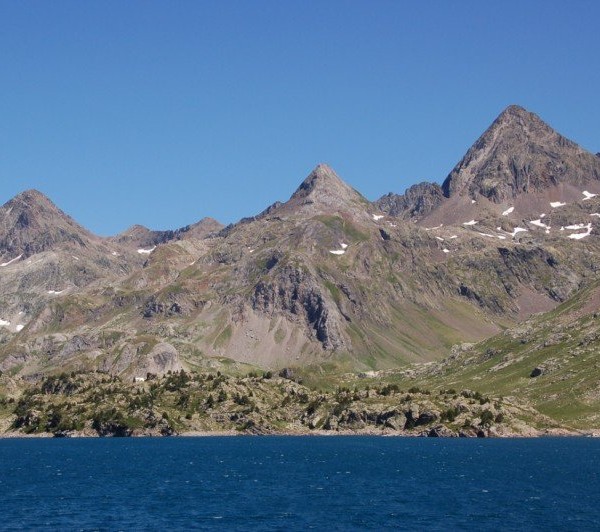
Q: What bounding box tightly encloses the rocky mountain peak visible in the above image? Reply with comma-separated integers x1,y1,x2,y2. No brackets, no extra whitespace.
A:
441,105,600,202
288,164,366,213
0,189,94,260
5,189,61,214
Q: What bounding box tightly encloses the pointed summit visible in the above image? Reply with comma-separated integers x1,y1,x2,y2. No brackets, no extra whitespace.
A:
441,105,600,202
0,189,95,260
286,164,367,214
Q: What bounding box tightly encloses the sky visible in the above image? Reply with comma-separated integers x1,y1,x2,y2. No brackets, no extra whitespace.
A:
1,1,599,235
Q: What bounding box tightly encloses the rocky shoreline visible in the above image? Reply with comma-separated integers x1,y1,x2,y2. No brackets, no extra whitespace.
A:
1,426,596,439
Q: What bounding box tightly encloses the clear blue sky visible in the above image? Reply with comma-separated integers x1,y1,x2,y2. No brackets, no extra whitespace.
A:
1,1,599,235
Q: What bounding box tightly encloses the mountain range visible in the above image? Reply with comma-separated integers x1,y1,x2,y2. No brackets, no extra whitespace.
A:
1,104,600,387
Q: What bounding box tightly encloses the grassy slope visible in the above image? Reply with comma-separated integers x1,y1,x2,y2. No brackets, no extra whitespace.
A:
377,280,600,429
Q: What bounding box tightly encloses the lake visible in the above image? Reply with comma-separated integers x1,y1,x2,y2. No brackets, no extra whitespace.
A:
1,436,599,530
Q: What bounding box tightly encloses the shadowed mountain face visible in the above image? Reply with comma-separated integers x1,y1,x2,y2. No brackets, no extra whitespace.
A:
1,105,600,380
441,105,600,202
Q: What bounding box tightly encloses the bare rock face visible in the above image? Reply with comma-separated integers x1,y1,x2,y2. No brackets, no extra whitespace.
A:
375,182,445,220
139,343,182,375
251,264,346,350
441,105,600,202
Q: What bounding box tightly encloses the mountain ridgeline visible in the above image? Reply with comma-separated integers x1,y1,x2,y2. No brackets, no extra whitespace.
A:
1,104,600,387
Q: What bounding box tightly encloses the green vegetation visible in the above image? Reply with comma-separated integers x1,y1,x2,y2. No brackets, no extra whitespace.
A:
0,369,541,437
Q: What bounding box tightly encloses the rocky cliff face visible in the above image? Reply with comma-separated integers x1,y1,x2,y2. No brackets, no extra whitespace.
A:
375,182,445,220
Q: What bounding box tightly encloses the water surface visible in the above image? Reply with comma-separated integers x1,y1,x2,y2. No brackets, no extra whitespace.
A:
1,436,598,530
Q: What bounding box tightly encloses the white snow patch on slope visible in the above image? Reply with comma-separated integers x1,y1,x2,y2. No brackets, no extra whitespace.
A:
329,249,346,255
449,235,458,239
48,290,65,295
568,223,593,240
137,246,156,254
582,190,597,200
530,219,550,230
504,227,528,237
590,213,600,217
502,207,514,216
463,220,478,226
340,243,348,249
442,248,450,253
425,224,443,231
15,324,24,332
435,236,444,241
372,214,384,221
471,199,476,204
550,201,566,208
1,254,23,267
0,319,10,327
565,224,587,230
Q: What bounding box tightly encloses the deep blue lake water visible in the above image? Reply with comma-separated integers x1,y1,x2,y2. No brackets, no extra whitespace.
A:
0,436,599,530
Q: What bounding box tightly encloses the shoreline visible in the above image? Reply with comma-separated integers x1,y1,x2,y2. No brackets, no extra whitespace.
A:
1,427,599,439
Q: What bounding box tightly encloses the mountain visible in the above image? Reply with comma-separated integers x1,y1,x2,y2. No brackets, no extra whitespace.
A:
378,105,600,225
0,189,97,261
441,105,600,202
1,105,600,387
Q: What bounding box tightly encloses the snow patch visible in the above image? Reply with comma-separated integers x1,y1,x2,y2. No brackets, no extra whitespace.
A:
340,243,348,249
0,254,23,267
505,227,528,238
550,201,566,208
568,223,593,240
48,290,65,295
590,213,600,217
471,199,476,204
435,236,444,241
137,246,156,254
462,220,478,226
329,249,346,255
502,207,514,216
425,224,443,231
111,251,119,256
15,324,24,332
565,223,587,230
372,214,384,221
0,319,10,327
442,248,450,253
582,190,597,201
449,235,458,239
477,232,495,238
530,219,551,230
